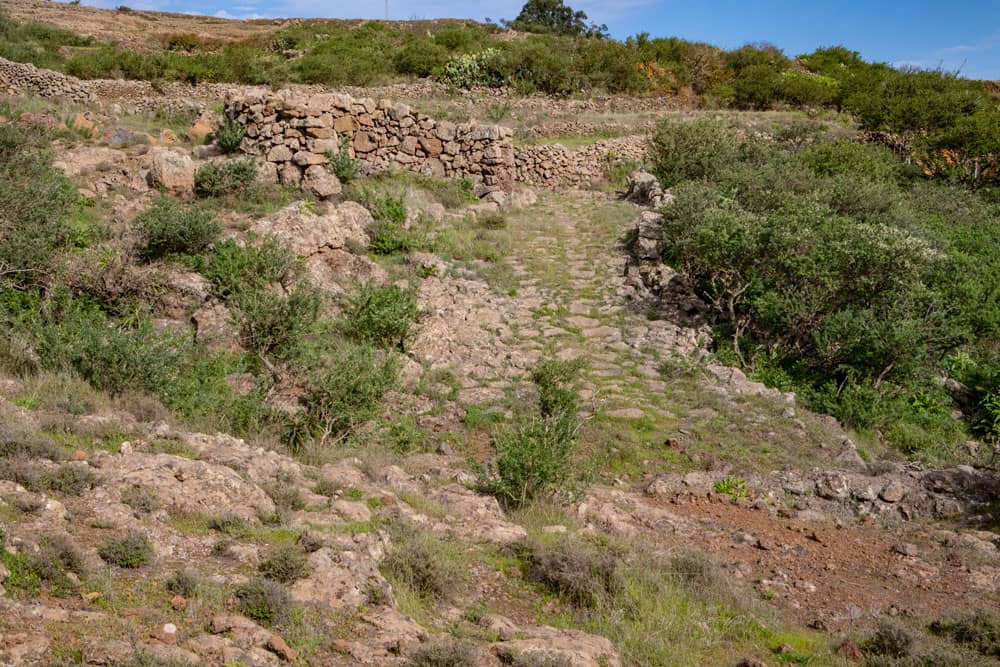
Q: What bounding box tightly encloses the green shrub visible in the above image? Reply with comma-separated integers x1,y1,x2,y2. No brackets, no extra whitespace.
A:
234,578,291,626
394,37,449,77
0,123,95,289
194,159,258,198
215,116,245,154
231,284,320,356
99,532,153,568
649,118,750,187
798,140,899,182
258,544,310,583
196,235,298,299
135,197,220,260
328,138,360,183
339,285,418,349
300,343,399,440
365,191,411,255
477,359,581,508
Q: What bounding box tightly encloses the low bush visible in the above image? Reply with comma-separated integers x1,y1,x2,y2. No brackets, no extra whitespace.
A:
406,639,480,667
234,578,291,626
165,569,199,597
135,197,220,260
206,514,249,535
380,522,465,601
121,485,161,514
258,544,310,583
41,464,101,496
99,532,153,568
520,535,623,608
931,610,1000,658
339,284,418,349
231,284,320,356
194,159,258,198
195,235,298,299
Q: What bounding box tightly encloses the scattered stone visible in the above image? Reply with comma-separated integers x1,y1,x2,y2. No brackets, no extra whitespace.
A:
893,543,918,557
266,633,297,662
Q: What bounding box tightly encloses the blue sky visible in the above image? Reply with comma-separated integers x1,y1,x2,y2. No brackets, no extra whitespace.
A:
79,0,1000,79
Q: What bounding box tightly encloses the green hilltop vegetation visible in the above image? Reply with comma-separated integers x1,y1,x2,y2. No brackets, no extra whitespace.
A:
1,2,999,161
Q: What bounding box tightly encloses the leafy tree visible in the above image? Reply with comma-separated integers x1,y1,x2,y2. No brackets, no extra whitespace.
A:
505,0,607,37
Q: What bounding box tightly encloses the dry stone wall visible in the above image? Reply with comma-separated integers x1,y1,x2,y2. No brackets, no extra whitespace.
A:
0,56,94,103
514,136,647,187
226,89,516,190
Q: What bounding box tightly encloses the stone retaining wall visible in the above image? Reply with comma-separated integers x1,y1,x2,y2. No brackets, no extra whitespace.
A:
514,137,647,187
0,57,94,103
225,89,516,190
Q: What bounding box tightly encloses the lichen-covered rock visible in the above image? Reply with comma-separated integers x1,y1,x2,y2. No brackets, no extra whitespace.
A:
102,453,276,522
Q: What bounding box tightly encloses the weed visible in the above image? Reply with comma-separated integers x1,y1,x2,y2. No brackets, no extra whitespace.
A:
477,359,582,508
520,535,623,608
328,138,359,183
712,476,749,499
41,464,101,496
381,522,466,602
121,485,161,514
406,639,480,666
931,610,1000,658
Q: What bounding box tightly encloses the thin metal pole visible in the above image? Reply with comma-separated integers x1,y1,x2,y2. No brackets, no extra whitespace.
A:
385,0,389,19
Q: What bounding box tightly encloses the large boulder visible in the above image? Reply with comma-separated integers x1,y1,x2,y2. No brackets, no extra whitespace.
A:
102,453,277,522
148,148,195,196
303,165,342,199
250,201,371,257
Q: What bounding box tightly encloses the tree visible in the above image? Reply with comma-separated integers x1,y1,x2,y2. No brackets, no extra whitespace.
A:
505,0,607,38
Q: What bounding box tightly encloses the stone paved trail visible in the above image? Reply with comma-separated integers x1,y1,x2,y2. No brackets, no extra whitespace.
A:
500,190,709,420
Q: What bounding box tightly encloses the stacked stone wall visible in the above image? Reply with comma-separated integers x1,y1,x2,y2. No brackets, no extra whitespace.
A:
514,137,647,187
0,57,94,103
226,90,516,190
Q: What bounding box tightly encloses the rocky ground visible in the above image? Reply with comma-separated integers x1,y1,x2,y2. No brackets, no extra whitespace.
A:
0,66,998,667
